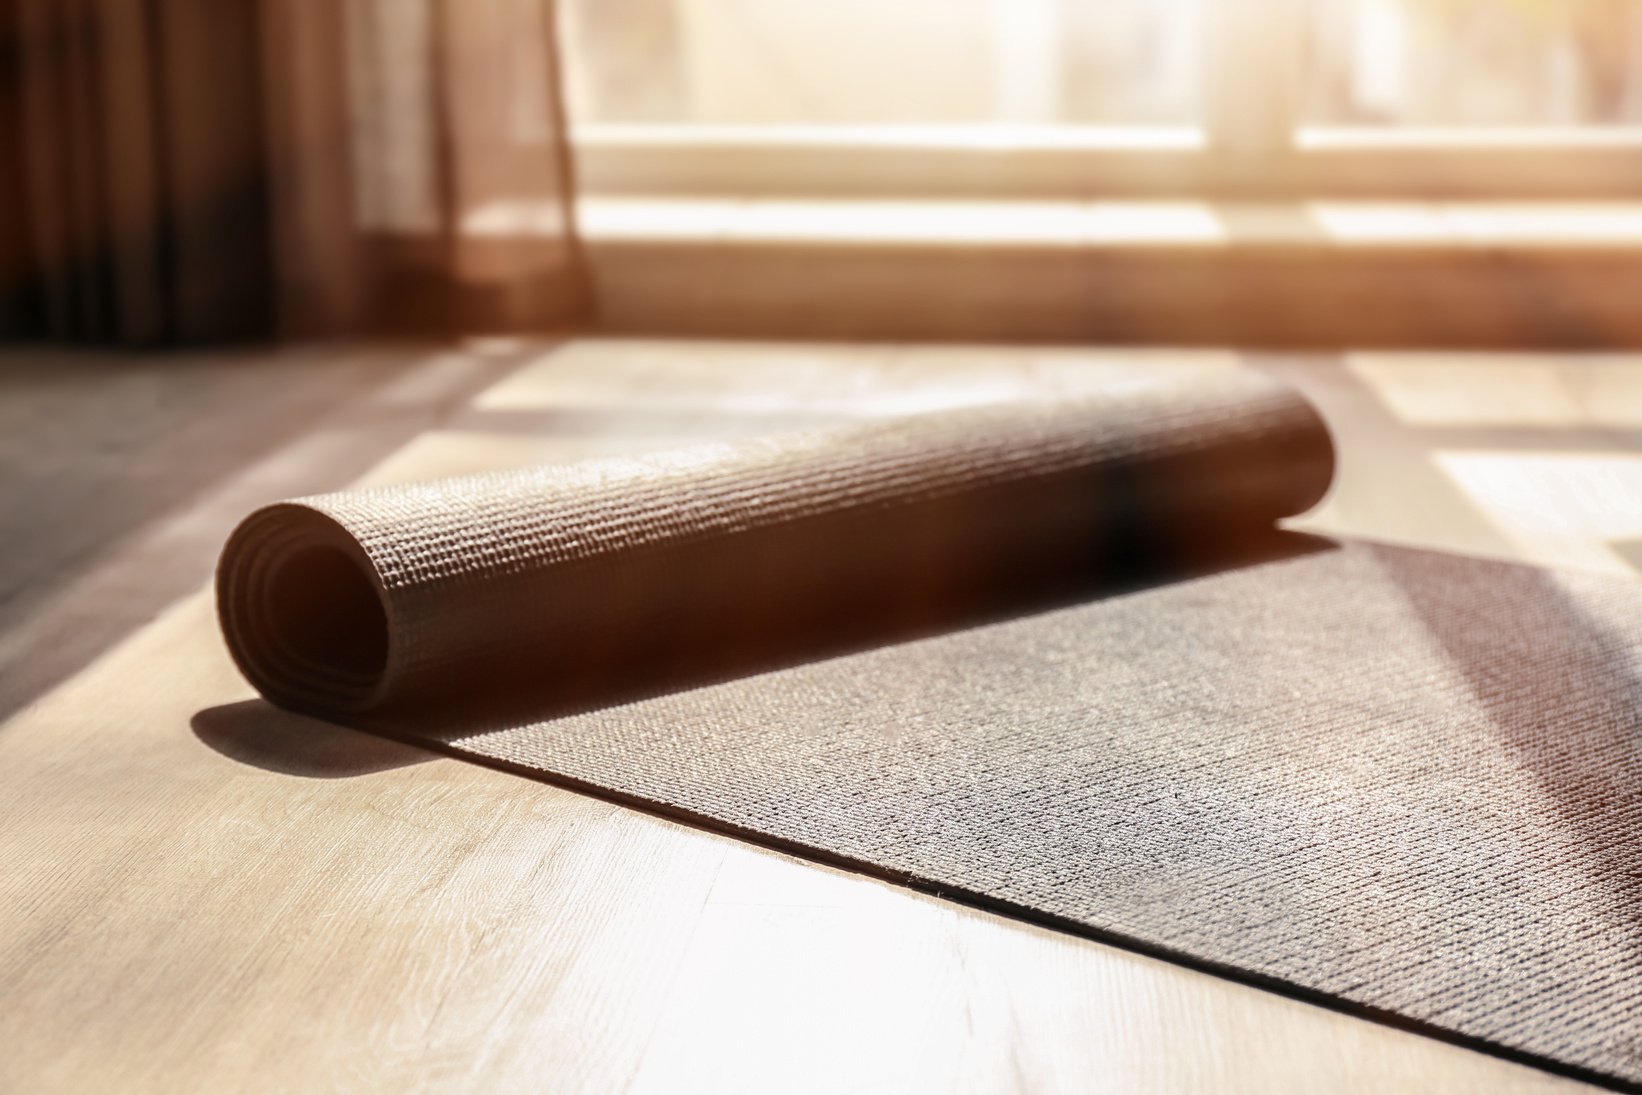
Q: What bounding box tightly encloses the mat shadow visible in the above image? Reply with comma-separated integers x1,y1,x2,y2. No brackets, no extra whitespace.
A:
1376,547,1642,950
193,699,434,777
394,527,1339,742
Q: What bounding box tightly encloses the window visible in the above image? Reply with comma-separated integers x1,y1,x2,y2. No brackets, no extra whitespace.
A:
563,0,1202,129
561,0,1642,197
1303,0,1642,129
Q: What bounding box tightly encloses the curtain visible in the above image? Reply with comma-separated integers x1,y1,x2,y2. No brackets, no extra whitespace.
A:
0,0,588,345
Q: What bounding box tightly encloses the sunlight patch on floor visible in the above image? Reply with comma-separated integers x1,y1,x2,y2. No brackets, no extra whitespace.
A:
1346,353,1642,428
1435,450,1642,575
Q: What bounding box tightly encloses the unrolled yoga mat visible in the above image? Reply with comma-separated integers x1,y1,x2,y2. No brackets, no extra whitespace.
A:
217,371,1642,1089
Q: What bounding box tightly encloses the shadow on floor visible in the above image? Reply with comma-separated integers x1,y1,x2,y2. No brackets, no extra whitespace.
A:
192,700,434,778
0,342,545,727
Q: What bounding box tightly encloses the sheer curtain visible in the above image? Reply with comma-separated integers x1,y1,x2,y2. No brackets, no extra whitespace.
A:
0,0,587,345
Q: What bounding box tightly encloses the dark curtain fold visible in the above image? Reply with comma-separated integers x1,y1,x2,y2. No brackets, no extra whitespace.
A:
0,0,30,336
0,0,588,345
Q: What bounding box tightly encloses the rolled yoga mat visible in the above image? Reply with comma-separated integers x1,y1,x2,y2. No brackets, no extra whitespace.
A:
217,370,1642,1090
219,371,1332,719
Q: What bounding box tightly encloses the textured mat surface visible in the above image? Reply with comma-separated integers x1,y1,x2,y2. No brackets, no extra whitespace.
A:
217,373,1642,1089
441,541,1642,1090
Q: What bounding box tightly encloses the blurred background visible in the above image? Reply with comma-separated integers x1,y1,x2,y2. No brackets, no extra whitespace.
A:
563,0,1642,130
10,0,1642,347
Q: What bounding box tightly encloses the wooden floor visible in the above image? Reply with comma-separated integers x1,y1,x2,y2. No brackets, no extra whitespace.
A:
2,338,1640,1093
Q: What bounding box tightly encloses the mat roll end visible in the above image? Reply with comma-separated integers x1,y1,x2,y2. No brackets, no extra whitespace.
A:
216,503,394,717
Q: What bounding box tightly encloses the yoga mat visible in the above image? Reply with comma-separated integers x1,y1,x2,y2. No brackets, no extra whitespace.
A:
217,372,1642,1089
219,371,1331,718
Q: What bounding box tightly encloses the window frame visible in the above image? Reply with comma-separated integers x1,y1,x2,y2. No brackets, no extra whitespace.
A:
570,0,1642,200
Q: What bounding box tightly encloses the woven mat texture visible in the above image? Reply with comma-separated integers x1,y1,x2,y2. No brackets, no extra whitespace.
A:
444,541,1642,1088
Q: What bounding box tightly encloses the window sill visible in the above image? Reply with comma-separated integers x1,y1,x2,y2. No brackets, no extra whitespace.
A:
571,125,1642,200
561,197,1642,347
